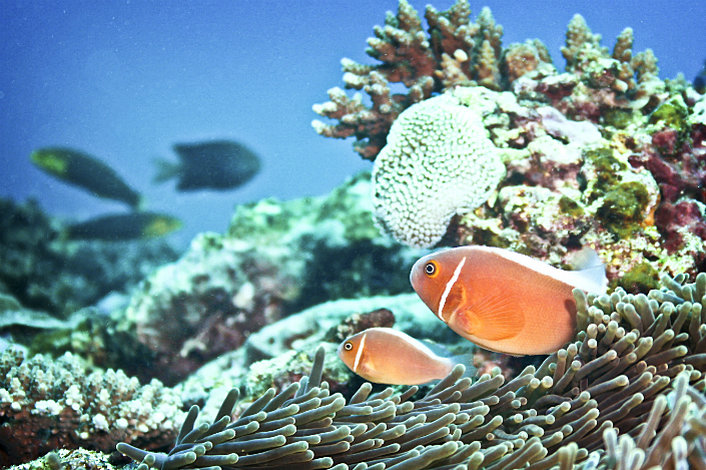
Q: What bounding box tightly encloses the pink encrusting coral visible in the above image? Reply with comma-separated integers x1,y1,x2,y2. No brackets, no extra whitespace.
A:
314,0,706,289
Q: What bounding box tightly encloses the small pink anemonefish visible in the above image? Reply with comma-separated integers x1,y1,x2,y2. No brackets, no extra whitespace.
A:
410,246,607,356
337,327,458,385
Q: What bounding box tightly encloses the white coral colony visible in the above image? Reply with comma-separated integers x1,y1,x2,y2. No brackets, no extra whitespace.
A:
371,90,505,248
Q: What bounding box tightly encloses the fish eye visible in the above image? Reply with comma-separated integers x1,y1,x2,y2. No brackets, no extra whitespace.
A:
344,342,353,351
424,261,438,277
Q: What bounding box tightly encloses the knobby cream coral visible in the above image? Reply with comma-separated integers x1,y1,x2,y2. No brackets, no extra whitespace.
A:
371,91,505,248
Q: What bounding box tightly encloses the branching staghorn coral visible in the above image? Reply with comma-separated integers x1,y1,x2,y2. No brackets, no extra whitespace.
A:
314,1,702,280
117,272,706,469
312,0,509,160
313,1,661,161
558,13,662,113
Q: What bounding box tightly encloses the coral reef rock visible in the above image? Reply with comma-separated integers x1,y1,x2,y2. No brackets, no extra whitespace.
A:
314,0,706,284
0,348,183,466
175,293,465,419
312,0,513,160
0,197,177,318
112,173,423,385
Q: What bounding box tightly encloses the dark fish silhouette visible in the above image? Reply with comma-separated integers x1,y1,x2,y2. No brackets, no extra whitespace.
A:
695,60,706,94
67,212,182,240
154,140,261,191
30,147,142,209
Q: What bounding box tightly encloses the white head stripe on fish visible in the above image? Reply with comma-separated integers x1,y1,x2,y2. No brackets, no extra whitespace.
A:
352,332,367,373
437,256,467,320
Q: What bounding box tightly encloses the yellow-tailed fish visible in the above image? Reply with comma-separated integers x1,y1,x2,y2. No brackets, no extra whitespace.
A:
410,246,607,356
67,212,182,241
338,327,462,385
30,147,142,209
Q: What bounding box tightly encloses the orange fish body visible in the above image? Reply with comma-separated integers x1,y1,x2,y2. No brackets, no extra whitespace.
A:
410,246,607,356
337,327,454,385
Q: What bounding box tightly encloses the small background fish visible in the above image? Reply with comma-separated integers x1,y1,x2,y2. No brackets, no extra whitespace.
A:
30,147,142,209
67,212,182,241
410,246,607,356
153,140,261,191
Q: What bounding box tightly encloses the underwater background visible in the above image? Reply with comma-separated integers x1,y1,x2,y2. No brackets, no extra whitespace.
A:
1,1,706,469
1,0,704,246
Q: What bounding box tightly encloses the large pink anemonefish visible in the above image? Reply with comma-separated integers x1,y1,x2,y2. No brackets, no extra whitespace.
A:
410,246,607,356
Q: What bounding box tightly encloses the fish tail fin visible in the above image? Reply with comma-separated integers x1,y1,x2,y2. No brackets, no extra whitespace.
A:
569,247,608,294
448,351,478,380
124,191,145,211
152,158,180,184
133,194,147,211
421,340,478,382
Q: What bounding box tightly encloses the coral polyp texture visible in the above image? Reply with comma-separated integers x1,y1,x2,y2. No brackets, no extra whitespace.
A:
0,349,183,466
5,2,706,469
311,0,662,161
314,0,706,279
371,91,505,247
116,272,706,469
104,173,420,386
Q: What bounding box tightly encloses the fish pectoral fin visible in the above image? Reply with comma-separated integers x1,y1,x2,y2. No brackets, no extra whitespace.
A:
467,292,523,341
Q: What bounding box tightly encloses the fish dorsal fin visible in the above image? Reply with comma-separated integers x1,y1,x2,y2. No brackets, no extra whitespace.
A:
173,143,200,163
152,158,180,184
565,248,608,294
419,338,451,359
462,286,524,341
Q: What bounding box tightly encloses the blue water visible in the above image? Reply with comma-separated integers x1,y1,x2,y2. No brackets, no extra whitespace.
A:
1,0,703,247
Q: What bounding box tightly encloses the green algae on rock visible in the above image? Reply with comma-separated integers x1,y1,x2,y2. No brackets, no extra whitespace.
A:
313,0,706,287
595,181,652,237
